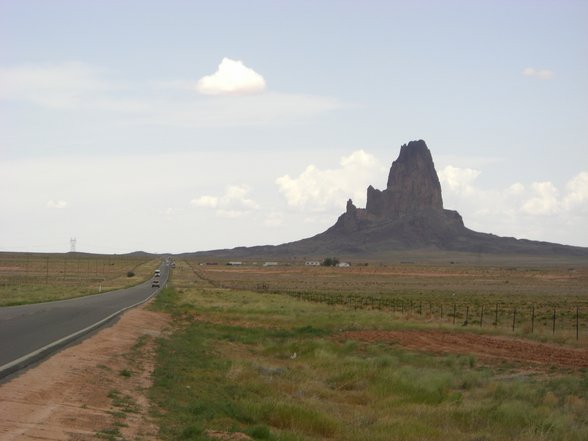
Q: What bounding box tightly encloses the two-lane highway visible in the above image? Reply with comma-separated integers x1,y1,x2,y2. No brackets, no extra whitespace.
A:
0,264,169,379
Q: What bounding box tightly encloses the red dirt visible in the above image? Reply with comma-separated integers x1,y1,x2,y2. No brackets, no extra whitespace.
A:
338,329,588,369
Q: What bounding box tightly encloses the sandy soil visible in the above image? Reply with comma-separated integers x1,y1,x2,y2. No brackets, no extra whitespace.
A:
338,329,588,369
0,303,170,441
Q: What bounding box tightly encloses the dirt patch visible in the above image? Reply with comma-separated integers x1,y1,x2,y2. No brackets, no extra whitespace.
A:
338,329,588,369
205,430,252,440
0,303,170,440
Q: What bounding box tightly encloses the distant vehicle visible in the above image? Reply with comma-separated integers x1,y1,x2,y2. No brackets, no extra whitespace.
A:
152,279,160,288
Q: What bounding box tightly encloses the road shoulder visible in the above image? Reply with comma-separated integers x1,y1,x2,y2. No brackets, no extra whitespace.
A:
0,303,169,440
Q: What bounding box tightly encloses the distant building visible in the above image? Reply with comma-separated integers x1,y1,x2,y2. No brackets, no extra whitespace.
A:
305,261,321,266
263,262,278,267
227,261,242,266
337,262,351,267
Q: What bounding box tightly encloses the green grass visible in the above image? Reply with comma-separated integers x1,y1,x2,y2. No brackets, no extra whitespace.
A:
119,368,132,378
0,252,159,305
190,261,588,345
147,261,588,441
107,389,141,414
95,427,123,440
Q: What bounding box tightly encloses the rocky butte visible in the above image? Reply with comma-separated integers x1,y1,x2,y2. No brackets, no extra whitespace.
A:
328,139,465,246
186,140,588,259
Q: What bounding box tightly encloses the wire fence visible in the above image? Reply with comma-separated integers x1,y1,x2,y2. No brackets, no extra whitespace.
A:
0,254,149,286
188,265,588,341
281,291,586,340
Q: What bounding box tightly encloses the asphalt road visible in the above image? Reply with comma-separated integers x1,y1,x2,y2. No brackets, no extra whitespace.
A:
0,264,169,379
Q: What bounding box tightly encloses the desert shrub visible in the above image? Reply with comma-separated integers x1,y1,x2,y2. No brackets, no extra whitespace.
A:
321,257,339,267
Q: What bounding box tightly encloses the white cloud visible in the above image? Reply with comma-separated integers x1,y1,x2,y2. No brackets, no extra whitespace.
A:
0,62,149,112
438,165,480,195
340,149,379,169
439,165,588,245
563,172,588,212
3,151,588,253
276,150,385,212
507,182,525,195
0,62,341,128
196,58,266,96
47,200,68,209
0,62,107,109
142,92,343,128
215,209,245,219
1,152,285,253
191,184,259,218
521,181,559,215
191,195,219,208
522,67,554,80
224,185,259,208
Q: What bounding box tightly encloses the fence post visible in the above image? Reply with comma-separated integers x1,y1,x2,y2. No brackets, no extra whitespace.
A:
512,307,517,332
576,307,579,340
552,307,556,334
480,305,484,328
453,304,456,325
465,306,469,326
531,305,535,334
495,304,499,327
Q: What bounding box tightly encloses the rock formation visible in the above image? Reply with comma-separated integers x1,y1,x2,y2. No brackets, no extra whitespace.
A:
324,139,467,249
371,139,443,215
186,140,588,259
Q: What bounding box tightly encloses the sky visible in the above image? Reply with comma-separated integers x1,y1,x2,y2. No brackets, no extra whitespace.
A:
1,0,587,254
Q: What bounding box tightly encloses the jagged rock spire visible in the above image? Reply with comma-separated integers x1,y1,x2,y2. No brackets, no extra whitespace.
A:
367,140,443,218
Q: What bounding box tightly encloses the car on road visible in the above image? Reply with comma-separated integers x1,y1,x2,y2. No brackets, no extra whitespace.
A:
152,279,160,288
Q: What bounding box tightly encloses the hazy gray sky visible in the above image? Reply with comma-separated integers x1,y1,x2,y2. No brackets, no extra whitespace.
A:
1,1,587,254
